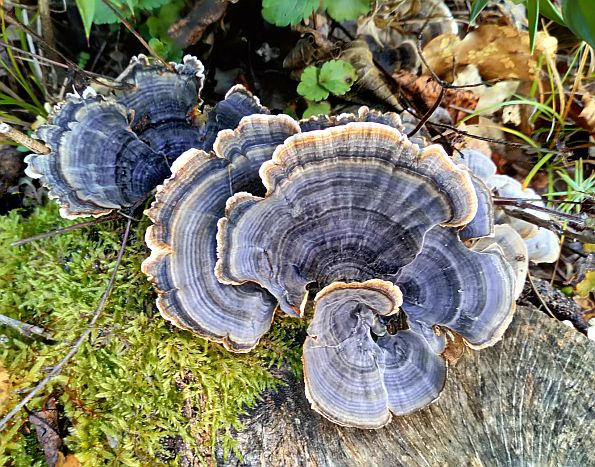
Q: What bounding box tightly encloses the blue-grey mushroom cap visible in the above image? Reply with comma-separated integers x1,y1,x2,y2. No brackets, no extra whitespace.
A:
303,280,446,428
25,93,169,219
109,54,205,160
395,226,516,349
142,114,300,351
216,122,478,316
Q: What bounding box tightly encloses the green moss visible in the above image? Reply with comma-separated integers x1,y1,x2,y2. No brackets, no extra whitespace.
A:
0,203,305,465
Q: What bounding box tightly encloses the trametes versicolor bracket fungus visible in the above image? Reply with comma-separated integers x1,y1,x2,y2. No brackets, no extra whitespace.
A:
211,120,521,427
455,148,561,264
24,54,268,219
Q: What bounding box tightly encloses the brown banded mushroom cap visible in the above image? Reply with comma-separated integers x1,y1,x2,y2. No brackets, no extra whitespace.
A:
142,114,300,351
215,122,478,316
303,280,446,429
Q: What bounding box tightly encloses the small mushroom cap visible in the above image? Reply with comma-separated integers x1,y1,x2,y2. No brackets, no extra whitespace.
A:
110,54,205,160
216,123,478,316
303,280,446,428
196,84,269,151
395,226,517,349
473,224,529,299
299,106,405,133
142,114,300,351
454,148,497,181
25,95,168,219
524,227,561,264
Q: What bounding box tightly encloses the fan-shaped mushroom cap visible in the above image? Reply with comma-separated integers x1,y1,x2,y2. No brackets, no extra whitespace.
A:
108,54,205,160
459,174,494,241
142,114,300,351
303,280,446,428
524,227,561,264
196,84,269,151
454,148,497,180
25,94,168,219
299,106,404,133
395,227,516,349
216,123,478,316
26,55,270,219
473,224,528,299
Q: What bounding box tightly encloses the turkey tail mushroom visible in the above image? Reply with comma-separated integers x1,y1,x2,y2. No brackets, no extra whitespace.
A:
142,114,300,352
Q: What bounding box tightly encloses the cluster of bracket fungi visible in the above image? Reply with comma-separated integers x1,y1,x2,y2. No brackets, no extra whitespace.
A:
26,55,559,429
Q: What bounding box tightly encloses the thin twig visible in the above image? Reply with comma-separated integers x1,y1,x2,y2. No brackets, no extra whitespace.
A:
0,217,132,432
502,208,595,244
407,84,446,137
0,122,50,154
100,0,172,70
493,197,589,222
11,213,119,247
527,273,557,319
0,314,53,340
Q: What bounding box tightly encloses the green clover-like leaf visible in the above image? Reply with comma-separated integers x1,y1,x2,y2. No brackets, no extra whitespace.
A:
303,100,331,119
318,59,357,97
262,0,319,27
297,65,329,101
324,0,370,21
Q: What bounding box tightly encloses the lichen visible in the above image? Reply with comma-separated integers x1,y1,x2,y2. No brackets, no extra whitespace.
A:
0,202,305,465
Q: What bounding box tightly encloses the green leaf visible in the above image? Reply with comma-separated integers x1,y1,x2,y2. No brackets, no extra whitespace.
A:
562,0,595,50
93,0,136,25
539,0,564,25
318,59,357,96
303,100,331,119
75,0,96,38
526,0,539,53
297,65,329,101
262,0,319,26
324,0,370,21
469,0,490,23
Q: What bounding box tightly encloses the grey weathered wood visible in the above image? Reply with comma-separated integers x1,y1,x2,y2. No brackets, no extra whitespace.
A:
220,306,594,466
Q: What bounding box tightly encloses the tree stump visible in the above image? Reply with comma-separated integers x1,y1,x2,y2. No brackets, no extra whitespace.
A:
219,306,594,466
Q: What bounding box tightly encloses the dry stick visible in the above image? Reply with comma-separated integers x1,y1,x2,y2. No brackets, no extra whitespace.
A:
11,213,120,247
527,273,557,320
493,197,589,222
0,217,132,432
502,208,595,244
407,84,446,137
0,314,53,340
0,122,50,154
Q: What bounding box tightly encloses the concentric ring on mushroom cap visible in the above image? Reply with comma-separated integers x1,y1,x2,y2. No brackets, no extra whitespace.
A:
142,114,300,352
395,226,517,349
303,280,446,429
25,94,169,219
108,54,205,160
215,122,478,316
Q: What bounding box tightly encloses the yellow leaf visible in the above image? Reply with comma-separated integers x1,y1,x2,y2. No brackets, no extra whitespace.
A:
576,271,595,297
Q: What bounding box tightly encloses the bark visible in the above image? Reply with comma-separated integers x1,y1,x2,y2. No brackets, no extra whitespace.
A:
219,305,594,466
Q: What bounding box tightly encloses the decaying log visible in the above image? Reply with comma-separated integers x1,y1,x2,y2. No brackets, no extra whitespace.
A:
219,305,594,466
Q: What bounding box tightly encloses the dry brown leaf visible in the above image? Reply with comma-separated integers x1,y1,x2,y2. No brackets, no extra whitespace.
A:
29,395,62,467
392,70,479,122
578,93,595,133
423,26,557,81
